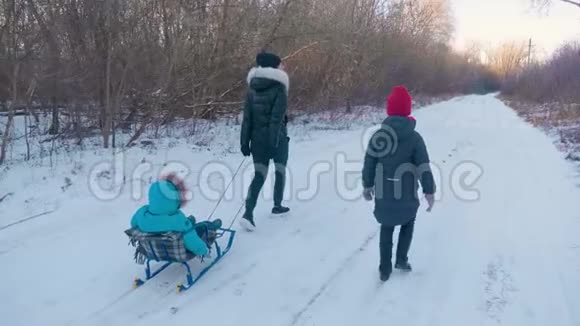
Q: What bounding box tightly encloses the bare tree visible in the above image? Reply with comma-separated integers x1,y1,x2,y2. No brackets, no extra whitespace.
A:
0,0,498,163
532,0,580,10
531,0,580,12
488,41,529,79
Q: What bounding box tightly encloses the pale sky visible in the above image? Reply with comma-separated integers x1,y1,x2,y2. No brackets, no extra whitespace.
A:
452,0,580,57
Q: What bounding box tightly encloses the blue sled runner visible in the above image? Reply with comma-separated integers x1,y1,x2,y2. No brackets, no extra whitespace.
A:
125,227,236,293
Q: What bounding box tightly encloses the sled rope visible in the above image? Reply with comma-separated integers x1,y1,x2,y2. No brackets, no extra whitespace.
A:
207,158,247,221
226,201,246,230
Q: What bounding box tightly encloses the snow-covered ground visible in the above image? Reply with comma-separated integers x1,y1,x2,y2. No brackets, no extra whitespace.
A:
502,98,580,163
2,94,580,326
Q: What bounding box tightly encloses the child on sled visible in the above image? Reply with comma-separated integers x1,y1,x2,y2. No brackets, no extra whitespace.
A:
130,173,222,257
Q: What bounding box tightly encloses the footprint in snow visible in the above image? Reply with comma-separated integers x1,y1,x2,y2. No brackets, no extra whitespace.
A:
483,256,517,322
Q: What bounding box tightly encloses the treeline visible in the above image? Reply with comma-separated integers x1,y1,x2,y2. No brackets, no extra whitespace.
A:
502,42,580,103
0,0,497,161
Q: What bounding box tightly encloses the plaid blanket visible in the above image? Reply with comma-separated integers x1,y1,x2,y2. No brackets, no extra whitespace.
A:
125,228,195,264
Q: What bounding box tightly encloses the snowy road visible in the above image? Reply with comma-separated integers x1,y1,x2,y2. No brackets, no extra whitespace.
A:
2,94,580,326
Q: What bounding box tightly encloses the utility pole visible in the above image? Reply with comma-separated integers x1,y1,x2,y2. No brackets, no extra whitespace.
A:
528,38,533,66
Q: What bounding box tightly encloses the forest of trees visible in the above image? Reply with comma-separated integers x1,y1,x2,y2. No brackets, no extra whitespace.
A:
0,0,502,164
500,0,580,103
502,42,580,103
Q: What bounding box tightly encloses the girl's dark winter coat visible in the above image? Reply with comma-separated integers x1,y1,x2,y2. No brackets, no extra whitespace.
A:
362,116,436,226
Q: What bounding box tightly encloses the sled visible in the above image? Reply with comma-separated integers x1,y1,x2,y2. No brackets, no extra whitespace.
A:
125,227,236,293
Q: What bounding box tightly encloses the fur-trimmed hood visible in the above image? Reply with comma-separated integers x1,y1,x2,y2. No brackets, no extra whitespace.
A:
246,67,289,92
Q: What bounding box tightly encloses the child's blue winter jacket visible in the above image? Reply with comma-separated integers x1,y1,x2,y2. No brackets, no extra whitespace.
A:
130,180,208,256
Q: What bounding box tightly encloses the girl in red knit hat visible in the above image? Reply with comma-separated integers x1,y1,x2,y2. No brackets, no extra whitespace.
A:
362,85,436,282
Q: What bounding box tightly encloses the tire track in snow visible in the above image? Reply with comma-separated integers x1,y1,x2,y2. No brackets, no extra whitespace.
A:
86,261,260,324
0,209,57,232
165,261,260,317
288,230,378,326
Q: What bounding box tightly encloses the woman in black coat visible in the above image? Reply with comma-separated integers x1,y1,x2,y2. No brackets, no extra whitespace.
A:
240,52,290,231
